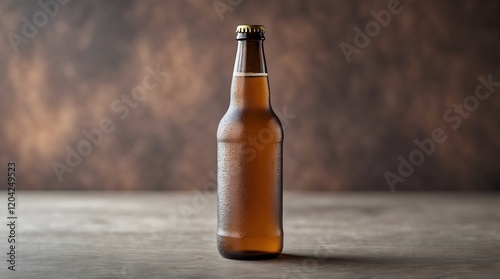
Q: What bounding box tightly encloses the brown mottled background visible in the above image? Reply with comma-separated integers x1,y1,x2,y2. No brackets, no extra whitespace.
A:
0,0,499,191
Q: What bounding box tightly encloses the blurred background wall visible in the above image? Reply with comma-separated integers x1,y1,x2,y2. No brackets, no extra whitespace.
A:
0,0,499,191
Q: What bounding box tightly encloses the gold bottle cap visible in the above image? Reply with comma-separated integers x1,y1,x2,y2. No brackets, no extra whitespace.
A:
236,25,265,33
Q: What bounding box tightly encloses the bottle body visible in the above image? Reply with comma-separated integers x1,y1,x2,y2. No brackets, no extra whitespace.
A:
217,25,283,260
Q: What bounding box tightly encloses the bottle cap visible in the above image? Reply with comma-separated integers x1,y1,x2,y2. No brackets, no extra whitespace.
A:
236,25,266,33
236,25,265,40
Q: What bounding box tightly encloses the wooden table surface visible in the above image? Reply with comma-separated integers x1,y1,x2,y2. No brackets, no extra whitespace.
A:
0,192,499,279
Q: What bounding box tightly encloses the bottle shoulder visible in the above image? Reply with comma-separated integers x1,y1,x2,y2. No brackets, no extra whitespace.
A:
217,108,283,142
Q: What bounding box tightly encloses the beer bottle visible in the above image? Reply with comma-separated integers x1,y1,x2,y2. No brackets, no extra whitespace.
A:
217,25,283,260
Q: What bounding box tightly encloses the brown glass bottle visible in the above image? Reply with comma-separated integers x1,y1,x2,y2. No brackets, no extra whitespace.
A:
217,25,283,260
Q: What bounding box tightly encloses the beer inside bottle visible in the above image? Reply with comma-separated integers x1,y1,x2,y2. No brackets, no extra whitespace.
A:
217,25,283,260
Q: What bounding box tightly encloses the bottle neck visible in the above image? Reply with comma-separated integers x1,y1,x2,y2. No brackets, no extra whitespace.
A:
233,39,267,74
231,39,270,110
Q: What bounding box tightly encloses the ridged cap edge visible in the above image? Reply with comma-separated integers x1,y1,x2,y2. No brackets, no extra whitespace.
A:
236,25,265,33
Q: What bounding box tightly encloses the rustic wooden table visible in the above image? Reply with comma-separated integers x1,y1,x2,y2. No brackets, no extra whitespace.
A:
0,192,499,279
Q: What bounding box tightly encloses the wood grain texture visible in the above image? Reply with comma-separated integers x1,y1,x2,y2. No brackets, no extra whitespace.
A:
0,192,499,279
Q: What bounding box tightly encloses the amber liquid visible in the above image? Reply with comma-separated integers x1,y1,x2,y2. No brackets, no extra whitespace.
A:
217,75,283,260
